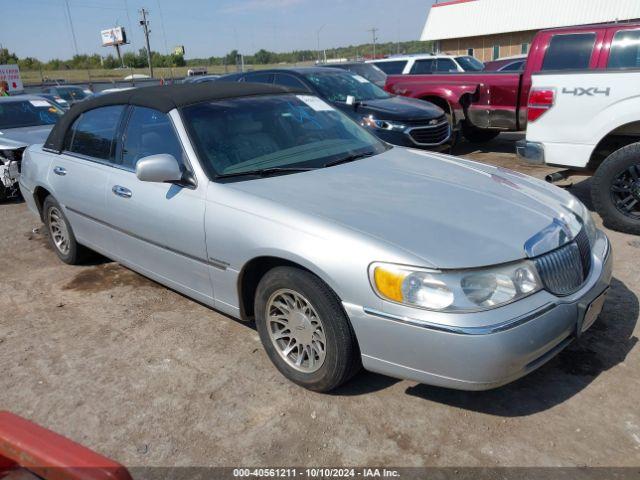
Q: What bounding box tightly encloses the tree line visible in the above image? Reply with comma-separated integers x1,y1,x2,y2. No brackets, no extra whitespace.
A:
1,39,434,71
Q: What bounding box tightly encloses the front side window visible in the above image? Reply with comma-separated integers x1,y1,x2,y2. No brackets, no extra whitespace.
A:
302,71,390,103
434,58,458,72
410,59,435,74
121,107,185,170
542,33,596,70
455,56,484,71
66,105,125,161
608,29,640,69
0,99,63,129
181,94,388,179
372,60,407,75
57,87,89,102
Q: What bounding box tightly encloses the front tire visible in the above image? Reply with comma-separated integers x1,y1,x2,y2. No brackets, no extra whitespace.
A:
43,195,88,264
591,143,640,235
254,267,361,392
461,122,500,143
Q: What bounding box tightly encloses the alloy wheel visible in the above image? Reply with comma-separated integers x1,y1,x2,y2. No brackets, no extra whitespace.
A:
48,206,70,255
266,289,327,373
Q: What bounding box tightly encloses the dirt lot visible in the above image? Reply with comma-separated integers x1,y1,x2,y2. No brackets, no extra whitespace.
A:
1,134,639,468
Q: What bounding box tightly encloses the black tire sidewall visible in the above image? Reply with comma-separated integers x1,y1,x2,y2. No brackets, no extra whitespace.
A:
43,196,81,264
591,143,640,235
254,267,359,392
461,121,500,143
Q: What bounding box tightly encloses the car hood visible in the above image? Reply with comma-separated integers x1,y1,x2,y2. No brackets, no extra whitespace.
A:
228,148,580,269
354,95,443,122
0,125,54,149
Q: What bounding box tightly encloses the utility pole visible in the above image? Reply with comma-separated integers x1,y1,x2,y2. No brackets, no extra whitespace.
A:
316,24,326,63
368,27,379,59
139,8,153,78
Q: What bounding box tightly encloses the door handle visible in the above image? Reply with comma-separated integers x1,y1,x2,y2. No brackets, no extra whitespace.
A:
112,185,132,199
53,166,67,176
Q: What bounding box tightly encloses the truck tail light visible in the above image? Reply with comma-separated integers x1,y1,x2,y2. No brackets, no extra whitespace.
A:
527,88,555,122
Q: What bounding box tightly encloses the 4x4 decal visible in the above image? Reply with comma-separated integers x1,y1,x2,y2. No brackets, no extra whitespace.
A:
562,87,610,97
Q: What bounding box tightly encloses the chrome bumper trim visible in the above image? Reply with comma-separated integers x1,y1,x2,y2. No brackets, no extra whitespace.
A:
361,303,557,335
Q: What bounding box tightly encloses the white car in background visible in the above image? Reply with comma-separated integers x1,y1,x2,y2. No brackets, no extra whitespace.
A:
367,54,484,75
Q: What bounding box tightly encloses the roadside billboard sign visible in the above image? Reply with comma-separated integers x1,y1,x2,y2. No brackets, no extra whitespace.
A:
101,27,127,47
0,64,23,93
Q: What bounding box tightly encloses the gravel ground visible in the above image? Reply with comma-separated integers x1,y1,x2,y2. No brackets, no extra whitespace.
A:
1,134,639,469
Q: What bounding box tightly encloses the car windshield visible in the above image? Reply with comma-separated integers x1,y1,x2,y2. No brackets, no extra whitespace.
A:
0,99,63,129
455,56,485,71
181,94,388,179
57,87,88,101
302,70,390,103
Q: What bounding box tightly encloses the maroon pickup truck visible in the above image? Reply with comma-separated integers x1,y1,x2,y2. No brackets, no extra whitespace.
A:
385,21,640,143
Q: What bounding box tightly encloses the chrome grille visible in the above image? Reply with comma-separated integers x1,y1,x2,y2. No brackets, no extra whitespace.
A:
534,229,592,296
407,121,450,146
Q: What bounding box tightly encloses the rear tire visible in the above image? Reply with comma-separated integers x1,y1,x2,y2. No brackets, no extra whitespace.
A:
43,195,89,264
254,266,361,392
461,122,500,143
591,143,640,235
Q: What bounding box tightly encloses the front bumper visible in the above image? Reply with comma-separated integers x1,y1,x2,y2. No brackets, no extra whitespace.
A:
344,231,612,390
516,139,545,165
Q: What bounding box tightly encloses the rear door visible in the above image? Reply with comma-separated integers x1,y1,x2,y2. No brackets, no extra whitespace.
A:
103,106,212,302
47,105,126,254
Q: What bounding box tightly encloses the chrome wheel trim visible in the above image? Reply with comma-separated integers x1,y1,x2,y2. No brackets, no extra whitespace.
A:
48,206,70,255
266,288,326,373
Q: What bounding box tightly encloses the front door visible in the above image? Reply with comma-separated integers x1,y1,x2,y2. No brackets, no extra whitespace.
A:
102,106,212,303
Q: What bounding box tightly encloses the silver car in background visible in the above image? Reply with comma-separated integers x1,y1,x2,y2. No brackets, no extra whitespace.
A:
0,95,64,200
19,83,612,392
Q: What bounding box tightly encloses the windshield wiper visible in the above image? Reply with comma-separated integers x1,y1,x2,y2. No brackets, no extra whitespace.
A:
215,166,316,180
323,151,375,168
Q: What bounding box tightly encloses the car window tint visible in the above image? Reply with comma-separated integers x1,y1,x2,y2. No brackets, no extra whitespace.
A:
410,59,435,74
542,33,596,70
274,74,307,90
67,105,125,161
434,58,457,72
121,107,185,170
373,60,407,75
244,72,273,84
608,29,640,69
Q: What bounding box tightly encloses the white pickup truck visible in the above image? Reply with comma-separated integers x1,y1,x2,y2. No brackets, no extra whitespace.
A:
517,70,640,235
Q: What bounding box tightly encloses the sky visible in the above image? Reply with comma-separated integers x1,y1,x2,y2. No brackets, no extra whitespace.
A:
0,0,435,61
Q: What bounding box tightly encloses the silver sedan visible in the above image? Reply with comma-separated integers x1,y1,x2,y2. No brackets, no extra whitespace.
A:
19,83,612,392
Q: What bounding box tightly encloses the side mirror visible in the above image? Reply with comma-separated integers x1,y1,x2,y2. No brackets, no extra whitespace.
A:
135,154,183,183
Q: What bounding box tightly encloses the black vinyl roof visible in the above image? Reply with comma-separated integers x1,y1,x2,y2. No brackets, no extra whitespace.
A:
44,82,300,153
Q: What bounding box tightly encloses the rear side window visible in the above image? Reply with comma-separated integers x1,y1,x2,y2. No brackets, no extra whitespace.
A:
608,29,640,69
373,60,407,75
66,105,125,161
120,107,185,171
501,60,525,71
244,72,274,84
410,59,435,74
542,33,596,70
273,74,307,90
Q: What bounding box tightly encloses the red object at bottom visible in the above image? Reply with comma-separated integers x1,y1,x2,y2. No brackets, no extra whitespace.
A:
0,412,132,480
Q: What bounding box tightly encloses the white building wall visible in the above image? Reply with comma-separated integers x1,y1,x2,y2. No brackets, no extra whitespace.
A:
421,0,640,41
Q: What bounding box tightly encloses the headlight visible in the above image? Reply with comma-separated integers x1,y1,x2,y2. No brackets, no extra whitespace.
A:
361,115,406,131
370,261,542,312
